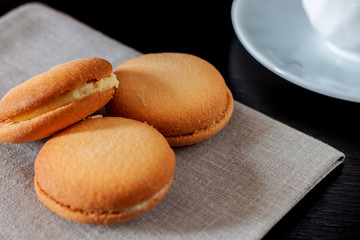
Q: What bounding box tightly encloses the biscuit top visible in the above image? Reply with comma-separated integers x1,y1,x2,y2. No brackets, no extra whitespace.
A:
107,53,231,137
0,58,112,121
35,117,175,212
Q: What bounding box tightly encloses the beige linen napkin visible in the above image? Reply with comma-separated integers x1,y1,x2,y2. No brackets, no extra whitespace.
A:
0,3,344,240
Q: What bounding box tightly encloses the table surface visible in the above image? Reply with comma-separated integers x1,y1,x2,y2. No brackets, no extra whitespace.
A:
1,1,360,239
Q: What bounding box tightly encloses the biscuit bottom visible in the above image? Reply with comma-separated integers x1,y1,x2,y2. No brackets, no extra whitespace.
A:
166,89,234,146
9,73,118,123
34,177,172,225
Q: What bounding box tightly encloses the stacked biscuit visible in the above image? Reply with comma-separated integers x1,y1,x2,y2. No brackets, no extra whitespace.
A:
0,53,234,225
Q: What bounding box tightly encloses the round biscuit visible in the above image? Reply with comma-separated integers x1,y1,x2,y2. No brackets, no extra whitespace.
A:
107,53,234,146
34,117,175,225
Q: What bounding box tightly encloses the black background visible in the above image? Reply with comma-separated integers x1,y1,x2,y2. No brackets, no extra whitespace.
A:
1,1,360,239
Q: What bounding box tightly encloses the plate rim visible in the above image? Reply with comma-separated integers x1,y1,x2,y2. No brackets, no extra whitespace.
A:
231,0,360,103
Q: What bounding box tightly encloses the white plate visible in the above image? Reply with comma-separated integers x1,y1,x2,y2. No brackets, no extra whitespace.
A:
231,0,360,103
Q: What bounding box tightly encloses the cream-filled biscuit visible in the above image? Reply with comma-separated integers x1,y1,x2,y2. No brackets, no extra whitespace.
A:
0,58,118,143
34,117,175,225
107,53,234,146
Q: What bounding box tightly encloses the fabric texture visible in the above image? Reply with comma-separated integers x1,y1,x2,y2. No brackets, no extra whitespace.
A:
0,3,344,240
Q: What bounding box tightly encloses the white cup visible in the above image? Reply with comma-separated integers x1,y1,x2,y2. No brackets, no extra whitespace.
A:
302,0,360,60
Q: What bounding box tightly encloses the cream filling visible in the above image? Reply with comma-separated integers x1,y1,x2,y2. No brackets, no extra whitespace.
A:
119,184,170,214
10,73,119,123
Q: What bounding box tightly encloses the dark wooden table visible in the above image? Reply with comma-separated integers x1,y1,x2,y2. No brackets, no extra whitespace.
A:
2,1,360,239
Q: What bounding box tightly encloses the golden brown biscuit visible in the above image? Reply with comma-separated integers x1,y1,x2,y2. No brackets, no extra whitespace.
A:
0,58,118,143
34,117,175,225
107,53,234,146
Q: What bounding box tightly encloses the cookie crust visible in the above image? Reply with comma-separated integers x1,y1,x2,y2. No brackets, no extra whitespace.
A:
34,117,175,225
0,58,115,143
107,53,234,146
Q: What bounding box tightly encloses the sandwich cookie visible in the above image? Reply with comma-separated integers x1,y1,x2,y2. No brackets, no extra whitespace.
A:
34,117,175,225
107,53,234,146
0,58,118,143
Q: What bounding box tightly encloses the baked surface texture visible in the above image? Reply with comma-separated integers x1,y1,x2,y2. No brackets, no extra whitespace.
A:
34,117,175,225
0,58,114,143
107,53,234,146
